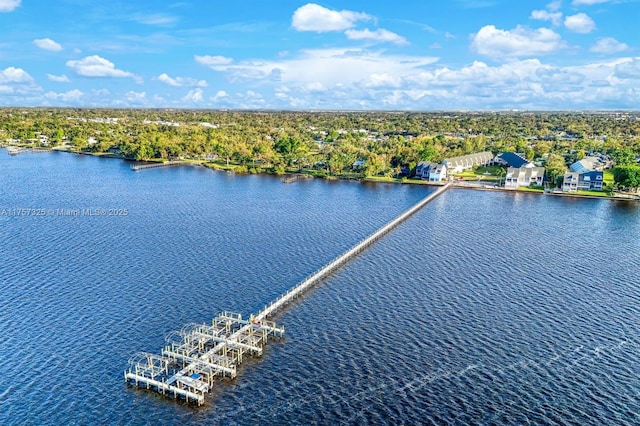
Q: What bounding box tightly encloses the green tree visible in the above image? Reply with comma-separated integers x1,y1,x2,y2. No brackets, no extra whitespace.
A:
545,154,567,187
613,165,640,192
612,148,636,166
72,137,87,151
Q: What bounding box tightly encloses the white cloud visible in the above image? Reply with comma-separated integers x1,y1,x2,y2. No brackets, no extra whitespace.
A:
194,55,234,69
0,67,34,84
210,90,229,103
157,73,207,87
291,3,370,32
590,37,630,54
572,0,611,5
0,67,42,100
302,82,327,92
0,0,20,12
345,28,409,45
531,10,563,26
182,88,204,103
66,55,135,78
564,13,596,33
614,58,640,79
125,91,147,104
47,74,70,82
471,25,566,59
46,89,84,102
33,38,63,52
547,1,562,11
199,48,439,87
360,73,403,89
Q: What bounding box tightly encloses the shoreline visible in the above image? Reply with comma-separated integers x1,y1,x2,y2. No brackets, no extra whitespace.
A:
3,145,638,202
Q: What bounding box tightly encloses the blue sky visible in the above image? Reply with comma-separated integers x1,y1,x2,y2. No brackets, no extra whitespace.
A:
0,0,638,110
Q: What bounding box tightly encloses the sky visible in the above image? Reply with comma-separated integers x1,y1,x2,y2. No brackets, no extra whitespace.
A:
0,0,639,110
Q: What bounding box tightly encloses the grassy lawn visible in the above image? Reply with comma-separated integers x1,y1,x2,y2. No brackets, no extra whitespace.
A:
573,190,610,197
453,166,504,182
476,166,505,175
454,170,477,178
363,176,402,183
603,170,614,187
517,186,544,193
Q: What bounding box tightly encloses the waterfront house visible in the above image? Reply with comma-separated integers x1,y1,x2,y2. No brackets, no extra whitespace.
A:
493,152,532,168
569,154,612,172
562,170,604,192
442,151,493,174
416,162,447,182
504,167,545,188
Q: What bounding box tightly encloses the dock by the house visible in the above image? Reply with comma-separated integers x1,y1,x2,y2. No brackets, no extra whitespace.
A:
130,161,183,171
5,147,51,155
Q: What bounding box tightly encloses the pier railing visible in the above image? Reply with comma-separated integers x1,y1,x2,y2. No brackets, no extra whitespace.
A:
255,182,451,321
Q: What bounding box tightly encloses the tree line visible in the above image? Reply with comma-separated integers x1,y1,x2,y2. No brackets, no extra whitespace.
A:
2,108,640,188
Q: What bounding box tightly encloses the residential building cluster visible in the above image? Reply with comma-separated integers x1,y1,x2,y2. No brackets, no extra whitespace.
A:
415,150,612,192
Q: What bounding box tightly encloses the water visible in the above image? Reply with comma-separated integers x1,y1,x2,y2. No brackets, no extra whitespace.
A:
1,150,639,425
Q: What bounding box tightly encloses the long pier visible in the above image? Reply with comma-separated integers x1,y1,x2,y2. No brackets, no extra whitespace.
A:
125,182,451,405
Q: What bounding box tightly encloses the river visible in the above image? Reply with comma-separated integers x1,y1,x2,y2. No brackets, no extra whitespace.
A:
1,150,639,425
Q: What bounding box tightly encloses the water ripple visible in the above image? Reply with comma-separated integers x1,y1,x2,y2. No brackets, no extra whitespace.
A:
1,153,640,425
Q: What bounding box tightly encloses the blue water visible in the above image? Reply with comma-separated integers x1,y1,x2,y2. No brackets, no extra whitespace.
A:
1,150,639,425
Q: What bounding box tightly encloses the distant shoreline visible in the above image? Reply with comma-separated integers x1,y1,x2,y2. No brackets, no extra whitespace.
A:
2,146,638,202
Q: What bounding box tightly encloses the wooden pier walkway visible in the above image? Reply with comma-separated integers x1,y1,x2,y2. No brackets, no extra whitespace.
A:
125,182,451,405
255,182,452,321
281,173,311,184
5,147,51,155
130,161,183,171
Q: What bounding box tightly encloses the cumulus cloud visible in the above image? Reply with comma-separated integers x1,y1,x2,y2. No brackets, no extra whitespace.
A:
0,66,34,84
301,82,327,92
471,25,566,59
590,37,630,54
614,58,640,79
46,89,84,102
125,91,147,104
291,3,370,32
157,73,207,87
33,38,63,52
564,13,596,33
66,55,134,78
47,74,70,82
0,0,20,12
0,66,42,100
339,58,639,110
211,90,229,102
194,55,234,69
182,88,204,103
530,10,563,26
345,29,409,45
